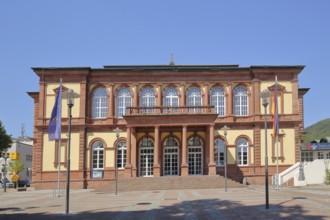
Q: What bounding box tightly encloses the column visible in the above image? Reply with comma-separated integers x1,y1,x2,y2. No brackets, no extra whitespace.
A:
208,124,216,175
131,128,137,177
227,82,233,117
153,126,161,176
204,82,209,106
180,82,185,107
156,83,162,114
79,80,87,119
108,83,114,117
125,127,132,169
133,83,138,107
181,125,188,176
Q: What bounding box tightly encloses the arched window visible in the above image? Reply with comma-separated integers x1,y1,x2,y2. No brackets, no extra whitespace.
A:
164,87,179,107
214,138,225,166
210,87,225,116
234,87,248,116
140,87,155,113
92,88,108,118
117,140,126,169
187,87,202,113
117,88,132,117
91,141,104,178
237,138,248,166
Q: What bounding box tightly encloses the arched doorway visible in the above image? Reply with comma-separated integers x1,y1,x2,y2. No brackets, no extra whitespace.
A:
139,136,154,177
163,136,180,176
188,136,203,175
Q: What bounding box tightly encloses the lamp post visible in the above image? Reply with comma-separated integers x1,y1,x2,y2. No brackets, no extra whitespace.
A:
2,152,8,192
115,127,120,195
65,89,74,214
261,89,271,209
296,130,306,181
221,125,230,192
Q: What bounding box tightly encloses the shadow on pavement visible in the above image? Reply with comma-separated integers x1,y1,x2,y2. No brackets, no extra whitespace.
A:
0,197,326,220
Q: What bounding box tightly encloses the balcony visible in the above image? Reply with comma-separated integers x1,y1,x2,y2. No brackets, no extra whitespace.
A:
123,106,218,126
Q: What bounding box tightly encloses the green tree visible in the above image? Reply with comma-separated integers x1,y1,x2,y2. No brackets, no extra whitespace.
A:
0,120,12,155
8,160,24,176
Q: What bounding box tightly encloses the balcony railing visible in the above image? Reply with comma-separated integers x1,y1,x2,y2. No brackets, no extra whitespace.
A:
125,106,216,116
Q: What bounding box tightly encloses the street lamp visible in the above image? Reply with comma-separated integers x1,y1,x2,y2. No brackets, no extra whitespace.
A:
221,125,230,192
115,127,120,195
1,152,8,192
260,89,271,209
296,130,306,181
65,89,74,214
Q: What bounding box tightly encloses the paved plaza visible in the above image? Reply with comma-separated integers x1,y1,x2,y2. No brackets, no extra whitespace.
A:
1,185,330,219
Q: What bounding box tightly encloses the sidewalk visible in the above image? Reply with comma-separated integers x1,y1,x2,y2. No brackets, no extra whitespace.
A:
1,185,330,219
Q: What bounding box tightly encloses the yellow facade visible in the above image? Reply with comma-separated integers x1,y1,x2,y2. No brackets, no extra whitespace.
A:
46,83,81,118
42,133,80,171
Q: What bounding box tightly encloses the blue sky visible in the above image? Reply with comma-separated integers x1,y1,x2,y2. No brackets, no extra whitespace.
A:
0,1,329,137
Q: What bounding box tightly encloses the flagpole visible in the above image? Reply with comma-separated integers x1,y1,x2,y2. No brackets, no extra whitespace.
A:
57,78,62,196
275,76,279,190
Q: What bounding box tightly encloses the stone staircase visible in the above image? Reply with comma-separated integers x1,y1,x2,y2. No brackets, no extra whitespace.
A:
96,175,245,192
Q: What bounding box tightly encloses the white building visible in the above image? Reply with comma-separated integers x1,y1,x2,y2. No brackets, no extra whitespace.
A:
0,137,33,182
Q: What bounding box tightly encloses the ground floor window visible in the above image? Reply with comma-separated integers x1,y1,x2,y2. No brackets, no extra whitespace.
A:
117,140,127,169
237,138,248,166
91,141,104,178
214,138,225,166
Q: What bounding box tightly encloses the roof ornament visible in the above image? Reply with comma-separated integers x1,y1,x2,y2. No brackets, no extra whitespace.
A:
169,54,175,66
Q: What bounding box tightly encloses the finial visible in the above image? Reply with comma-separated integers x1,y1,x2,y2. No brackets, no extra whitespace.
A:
169,54,175,65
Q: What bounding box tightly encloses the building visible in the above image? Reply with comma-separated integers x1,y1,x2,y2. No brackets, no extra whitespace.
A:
0,137,33,183
28,63,308,189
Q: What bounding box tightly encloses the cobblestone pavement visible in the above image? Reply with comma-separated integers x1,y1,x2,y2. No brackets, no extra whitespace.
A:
0,185,330,219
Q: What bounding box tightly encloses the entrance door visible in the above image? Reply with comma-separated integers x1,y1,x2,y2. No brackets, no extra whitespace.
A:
188,146,203,175
139,137,154,177
164,147,179,176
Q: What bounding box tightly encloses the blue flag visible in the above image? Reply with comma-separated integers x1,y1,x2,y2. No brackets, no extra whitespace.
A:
48,79,62,141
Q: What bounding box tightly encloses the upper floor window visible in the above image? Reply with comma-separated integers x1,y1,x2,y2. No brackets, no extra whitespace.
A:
234,86,248,116
140,87,155,106
164,87,179,107
210,87,225,116
187,87,202,106
237,138,248,166
117,88,132,117
92,88,108,118
117,140,127,169
140,87,155,113
214,138,225,166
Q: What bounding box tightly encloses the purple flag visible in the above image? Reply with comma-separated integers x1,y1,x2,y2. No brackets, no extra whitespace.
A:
48,79,62,141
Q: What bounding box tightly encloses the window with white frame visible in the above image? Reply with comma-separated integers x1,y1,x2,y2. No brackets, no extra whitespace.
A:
140,87,155,113
187,87,202,113
117,141,127,169
92,141,104,178
234,87,248,116
214,138,225,166
237,138,248,165
164,87,179,107
117,88,132,117
210,87,225,116
92,88,108,118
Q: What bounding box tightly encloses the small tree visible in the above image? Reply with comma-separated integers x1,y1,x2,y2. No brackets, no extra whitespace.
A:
0,120,12,156
8,160,24,188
